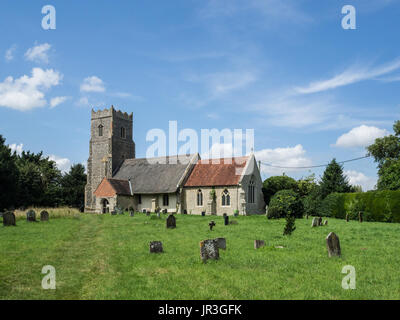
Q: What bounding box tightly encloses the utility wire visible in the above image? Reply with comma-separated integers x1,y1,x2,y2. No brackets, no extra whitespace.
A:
260,155,371,169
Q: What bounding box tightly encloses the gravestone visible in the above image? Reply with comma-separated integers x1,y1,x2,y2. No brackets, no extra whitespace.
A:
26,210,36,222
149,241,163,253
199,239,219,263
166,214,176,229
318,217,322,226
129,210,134,217
306,214,309,219
3,211,16,226
224,215,229,226
326,232,341,257
215,237,226,250
358,212,363,223
40,210,49,221
111,210,117,215
323,220,328,226
142,209,147,213
346,213,349,222
254,240,265,249
183,209,187,215
201,211,206,217
209,220,216,231
311,217,318,227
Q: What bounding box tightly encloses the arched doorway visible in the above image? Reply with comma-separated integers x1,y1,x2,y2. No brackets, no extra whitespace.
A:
101,199,109,214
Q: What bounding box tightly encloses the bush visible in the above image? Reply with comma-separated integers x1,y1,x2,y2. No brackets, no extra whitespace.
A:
262,175,298,206
320,190,400,222
267,189,304,219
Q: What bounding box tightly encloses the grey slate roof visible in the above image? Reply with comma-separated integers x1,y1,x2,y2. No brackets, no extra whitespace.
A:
112,154,198,194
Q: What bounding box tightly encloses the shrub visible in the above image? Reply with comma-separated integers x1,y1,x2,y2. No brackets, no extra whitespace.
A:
267,189,304,219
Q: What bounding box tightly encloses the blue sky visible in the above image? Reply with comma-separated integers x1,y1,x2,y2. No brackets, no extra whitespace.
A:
1,0,399,190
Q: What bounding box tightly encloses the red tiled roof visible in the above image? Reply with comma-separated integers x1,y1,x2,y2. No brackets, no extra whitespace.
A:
94,178,131,197
184,156,249,187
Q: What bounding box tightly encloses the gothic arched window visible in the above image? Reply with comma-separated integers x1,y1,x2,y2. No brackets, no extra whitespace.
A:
222,189,230,206
98,124,103,137
248,179,255,203
197,189,203,206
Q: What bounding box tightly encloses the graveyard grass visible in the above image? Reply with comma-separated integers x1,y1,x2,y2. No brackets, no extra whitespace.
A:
1,213,400,300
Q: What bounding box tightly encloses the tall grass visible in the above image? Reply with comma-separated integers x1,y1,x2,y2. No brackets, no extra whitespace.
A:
13,207,81,219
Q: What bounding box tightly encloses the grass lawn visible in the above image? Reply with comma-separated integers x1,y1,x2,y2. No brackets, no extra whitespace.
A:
1,212,400,300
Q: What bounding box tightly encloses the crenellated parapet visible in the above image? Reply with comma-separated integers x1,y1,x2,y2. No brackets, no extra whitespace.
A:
91,106,133,121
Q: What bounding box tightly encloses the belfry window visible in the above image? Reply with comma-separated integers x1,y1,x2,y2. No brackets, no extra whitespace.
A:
222,189,230,206
98,124,103,137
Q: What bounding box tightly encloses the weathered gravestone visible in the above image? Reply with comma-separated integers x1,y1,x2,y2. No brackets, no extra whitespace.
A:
323,220,328,226
40,210,49,221
224,215,229,226
359,212,363,223
254,240,265,249
3,211,16,226
209,220,216,231
326,232,341,257
26,210,36,222
166,214,176,229
215,237,226,250
311,217,318,227
318,217,323,226
200,239,219,263
149,241,163,253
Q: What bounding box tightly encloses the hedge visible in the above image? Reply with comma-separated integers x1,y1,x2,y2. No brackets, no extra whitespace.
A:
316,190,400,223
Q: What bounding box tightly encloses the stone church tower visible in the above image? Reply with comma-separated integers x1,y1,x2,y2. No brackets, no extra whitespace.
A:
84,106,135,212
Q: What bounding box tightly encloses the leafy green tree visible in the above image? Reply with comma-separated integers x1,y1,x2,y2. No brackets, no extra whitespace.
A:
283,212,296,236
262,175,298,205
319,159,352,199
267,189,304,219
0,135,19,210
367,120,400,190
61,164,87,207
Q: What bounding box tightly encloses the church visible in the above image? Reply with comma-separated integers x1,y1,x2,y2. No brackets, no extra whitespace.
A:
84,106,265,215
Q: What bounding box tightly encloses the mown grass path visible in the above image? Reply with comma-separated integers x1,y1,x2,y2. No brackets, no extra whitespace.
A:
1,214,400,299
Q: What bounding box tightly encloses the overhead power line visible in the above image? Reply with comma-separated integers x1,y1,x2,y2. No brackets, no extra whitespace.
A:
260,155,371,169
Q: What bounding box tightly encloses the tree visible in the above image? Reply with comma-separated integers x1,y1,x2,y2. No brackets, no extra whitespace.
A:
367,120,400,190
0,135,19,210
262,175,298,205
283,212,296,236
267,189,304,219
319,159,352,199
61,164,87,208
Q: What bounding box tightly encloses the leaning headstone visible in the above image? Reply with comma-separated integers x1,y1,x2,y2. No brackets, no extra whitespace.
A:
224,215,229,226
358,212,363,223
209,220,216,231
346,213,349,222
323,220,328,226
326,232,341,257
40,210,49,221
215,237,226,250
254,240,265,249
3,211,16,226
311,217,318,227
200,239,219,263
318,217,323,226
166,214,176,229
149,241,163,253
26,210,36,222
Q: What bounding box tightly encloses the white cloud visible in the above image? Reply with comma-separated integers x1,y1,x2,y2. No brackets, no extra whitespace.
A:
255,144,312,176
345,170,377,191
80,76,105,93
9,143,23,155
76,96,89,107
25,43,51,64
5,45,16,62
295,58,400,94
0,68,63,111
50,96,69,108
48,155,71,173
334,125,389,148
